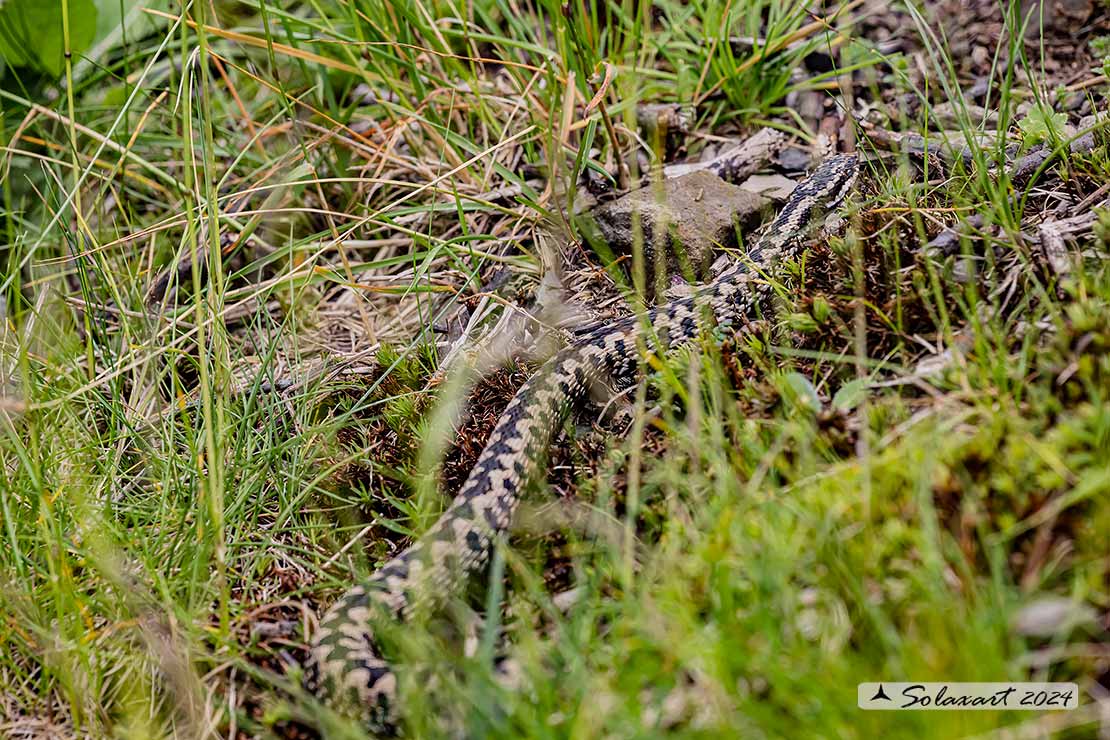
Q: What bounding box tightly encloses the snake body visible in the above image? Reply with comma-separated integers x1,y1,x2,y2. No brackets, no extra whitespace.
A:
305,154,859,731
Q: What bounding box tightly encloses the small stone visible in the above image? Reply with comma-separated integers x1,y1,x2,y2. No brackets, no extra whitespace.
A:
966,77,992,102
1022,0,1093,37
776,146,813,173
970,45,989,69
635,103,695,139
931,102,999,129
952,256,977,284
740,174,797,202
1011,596,1097,637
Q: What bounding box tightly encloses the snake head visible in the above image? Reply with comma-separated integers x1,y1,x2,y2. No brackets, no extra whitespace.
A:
748,153,859,262
812,153,859,214
790,153,858,219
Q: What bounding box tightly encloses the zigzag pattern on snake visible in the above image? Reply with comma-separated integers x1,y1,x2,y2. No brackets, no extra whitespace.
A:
304,153,860,731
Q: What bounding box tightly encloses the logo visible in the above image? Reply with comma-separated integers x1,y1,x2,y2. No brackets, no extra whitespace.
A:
857,683,1079,711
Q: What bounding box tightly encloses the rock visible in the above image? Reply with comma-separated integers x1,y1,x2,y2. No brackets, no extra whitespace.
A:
580,170,771,299
776,146,813,173
1022,0,1093,38
740,173,797,202
970,44,989,69
966,77,992,103
930,102,999,129
635,103,695,140
1011,596,1097,638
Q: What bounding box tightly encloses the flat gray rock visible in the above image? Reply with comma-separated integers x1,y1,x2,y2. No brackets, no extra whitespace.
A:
581,170,770,299
739,174,797,202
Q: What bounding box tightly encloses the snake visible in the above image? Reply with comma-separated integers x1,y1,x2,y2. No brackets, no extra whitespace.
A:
303,153,860,732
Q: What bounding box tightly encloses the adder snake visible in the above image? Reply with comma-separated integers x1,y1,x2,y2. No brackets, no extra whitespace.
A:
304,153,860,732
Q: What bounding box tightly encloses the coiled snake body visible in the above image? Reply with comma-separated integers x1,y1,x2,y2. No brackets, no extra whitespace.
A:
305,154,859,731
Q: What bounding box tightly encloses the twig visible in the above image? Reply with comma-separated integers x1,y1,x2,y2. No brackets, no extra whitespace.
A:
662,126,786,182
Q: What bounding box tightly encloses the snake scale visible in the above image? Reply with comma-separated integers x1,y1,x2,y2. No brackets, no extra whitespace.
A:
304,153,860,732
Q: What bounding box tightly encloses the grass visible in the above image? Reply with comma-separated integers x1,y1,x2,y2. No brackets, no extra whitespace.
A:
1,0,1109,737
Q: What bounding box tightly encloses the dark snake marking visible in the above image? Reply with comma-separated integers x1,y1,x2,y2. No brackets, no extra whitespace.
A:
304,154,859,732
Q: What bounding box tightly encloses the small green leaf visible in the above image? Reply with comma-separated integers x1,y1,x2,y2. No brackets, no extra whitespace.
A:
1018,105,1067,146
832,379,869,412
1089,34,1110,60
0,0,97,76
784,372,821,414
811,295,832,323
785,312,819,333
